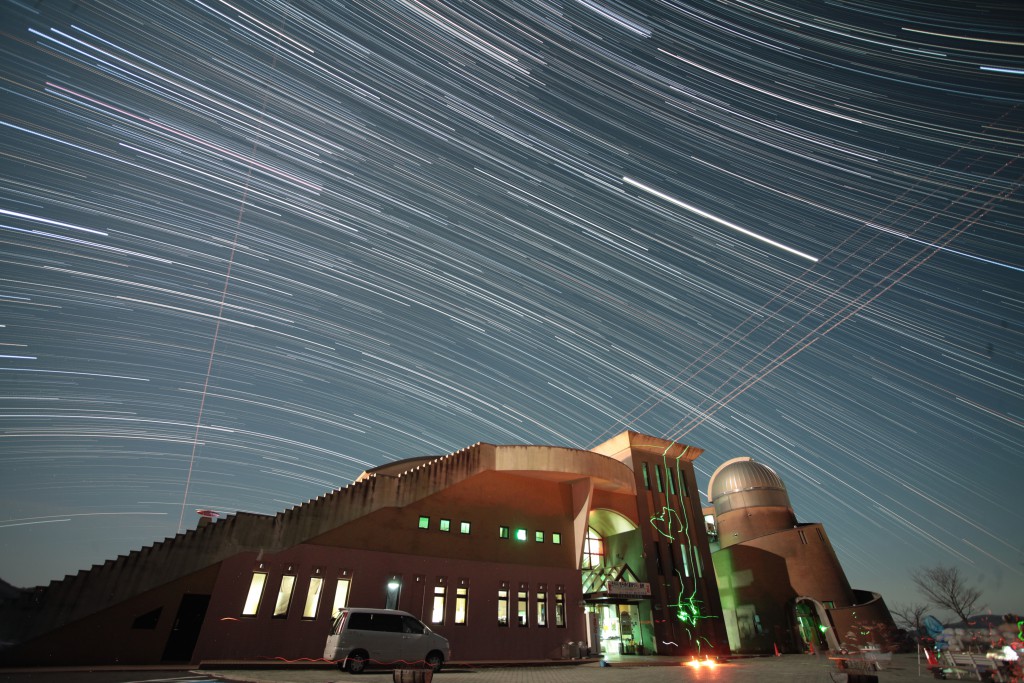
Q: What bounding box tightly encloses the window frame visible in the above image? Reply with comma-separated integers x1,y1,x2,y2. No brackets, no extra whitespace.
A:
241,571,268,617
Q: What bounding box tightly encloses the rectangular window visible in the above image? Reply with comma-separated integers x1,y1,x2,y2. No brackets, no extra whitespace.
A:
823,600,835,608
273,575,296,617
798,529,808,545
439,519,451,532
642,462,651,489
498,589,509,626
418,516,430,529
499,525,509,539
302,576,324,619
536,591,547,627
552,532,561,545
679,471,688,496
517,590,528,627
554,592,566,627
241,571,267,616
431,585,446,624
816,528,825,543
515,528,527,541
455,587,468,624
655,465,664,493
460,521,471,534
535,530,544,543
331,578,351,620
667,467,677,495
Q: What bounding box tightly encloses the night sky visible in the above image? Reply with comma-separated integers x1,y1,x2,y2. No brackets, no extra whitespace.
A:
1,1,1021,618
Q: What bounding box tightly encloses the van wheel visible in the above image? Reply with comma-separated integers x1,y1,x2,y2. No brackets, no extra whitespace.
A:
346,650,368,674
425,651,444,673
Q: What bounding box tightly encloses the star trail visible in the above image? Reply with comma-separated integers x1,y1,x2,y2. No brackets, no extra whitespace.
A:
0,0,1021,613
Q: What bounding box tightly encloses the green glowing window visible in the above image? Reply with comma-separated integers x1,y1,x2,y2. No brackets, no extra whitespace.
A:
418,516,429,529
440,519,451,532
535,531,544,543
667,468,677,495
642,462,651,489
460,521,471,534
515,528,527,542
499,525,509,539
655,465,664,493
552,533,561,545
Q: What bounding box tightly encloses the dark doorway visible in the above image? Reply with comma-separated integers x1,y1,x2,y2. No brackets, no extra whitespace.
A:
162,593,210,662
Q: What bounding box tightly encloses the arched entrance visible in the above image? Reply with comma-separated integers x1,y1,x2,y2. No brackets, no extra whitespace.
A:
794,597,838,653
582,509,651,656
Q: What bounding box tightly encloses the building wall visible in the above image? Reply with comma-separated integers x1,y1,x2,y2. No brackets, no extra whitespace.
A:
592,432,728,656
3,565,220,665
195,545,585,662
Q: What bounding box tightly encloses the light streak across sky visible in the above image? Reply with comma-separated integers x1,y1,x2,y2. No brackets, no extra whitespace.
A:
623,177,820,262
0,1,1021,614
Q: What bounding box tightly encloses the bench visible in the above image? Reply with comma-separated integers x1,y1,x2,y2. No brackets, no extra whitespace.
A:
943,651,1005,681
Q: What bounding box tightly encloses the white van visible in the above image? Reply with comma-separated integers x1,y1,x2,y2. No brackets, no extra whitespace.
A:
325,607,450,674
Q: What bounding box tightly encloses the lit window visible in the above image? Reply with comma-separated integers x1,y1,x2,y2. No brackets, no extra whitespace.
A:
242,571,267,616
582,527,604,569
517,590,528,626
515,528,527,541
302,576,324,619
273,575,296,617
498,589,509,626
460,521,471,534
440,519,451,532
499,526,509,539
552,533,561,545
455,587,468,624
642,462,650,489
431,585,446,624
655,465,664,493
667,468,677,495
331,578,351,620
536,590,547,627
418,516,430,529
554,592,566,627
535,531,544,543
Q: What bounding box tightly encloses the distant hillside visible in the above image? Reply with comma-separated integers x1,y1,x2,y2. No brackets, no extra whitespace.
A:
0,579,22,602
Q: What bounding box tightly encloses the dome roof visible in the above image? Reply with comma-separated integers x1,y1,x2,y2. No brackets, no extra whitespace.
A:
708,457,788,502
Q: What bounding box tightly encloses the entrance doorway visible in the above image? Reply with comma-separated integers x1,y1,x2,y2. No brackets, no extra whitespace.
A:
588,603,643,655
794,598,834,653
162,593,210,662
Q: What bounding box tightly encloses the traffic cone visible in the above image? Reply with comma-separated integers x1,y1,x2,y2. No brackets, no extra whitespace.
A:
773,642,780,657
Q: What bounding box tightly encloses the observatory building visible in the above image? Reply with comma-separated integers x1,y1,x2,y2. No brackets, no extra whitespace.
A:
0,431,726,665
705,457,895,654
0,434,893,666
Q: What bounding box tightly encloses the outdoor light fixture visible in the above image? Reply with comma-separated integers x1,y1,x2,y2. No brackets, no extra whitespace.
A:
387,581,400,590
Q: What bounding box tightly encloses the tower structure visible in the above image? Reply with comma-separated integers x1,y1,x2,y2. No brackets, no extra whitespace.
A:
707,458,894,654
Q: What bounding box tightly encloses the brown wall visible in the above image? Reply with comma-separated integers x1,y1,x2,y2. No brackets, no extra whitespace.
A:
195,544,585,662
309,471,578,568
3,565,219,665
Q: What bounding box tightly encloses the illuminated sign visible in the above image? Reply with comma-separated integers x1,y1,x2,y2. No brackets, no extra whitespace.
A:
606,580,651,597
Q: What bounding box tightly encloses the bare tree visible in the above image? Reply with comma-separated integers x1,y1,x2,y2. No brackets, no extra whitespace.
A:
890,602,929,637
911,566,983,622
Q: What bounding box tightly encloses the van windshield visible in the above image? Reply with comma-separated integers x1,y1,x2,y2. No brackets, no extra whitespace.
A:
331,610,348,635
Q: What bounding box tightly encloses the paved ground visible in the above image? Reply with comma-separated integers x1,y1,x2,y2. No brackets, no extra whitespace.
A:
198,653,941,683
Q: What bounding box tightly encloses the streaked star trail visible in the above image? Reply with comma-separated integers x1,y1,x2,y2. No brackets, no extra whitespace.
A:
1,0,1021,613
